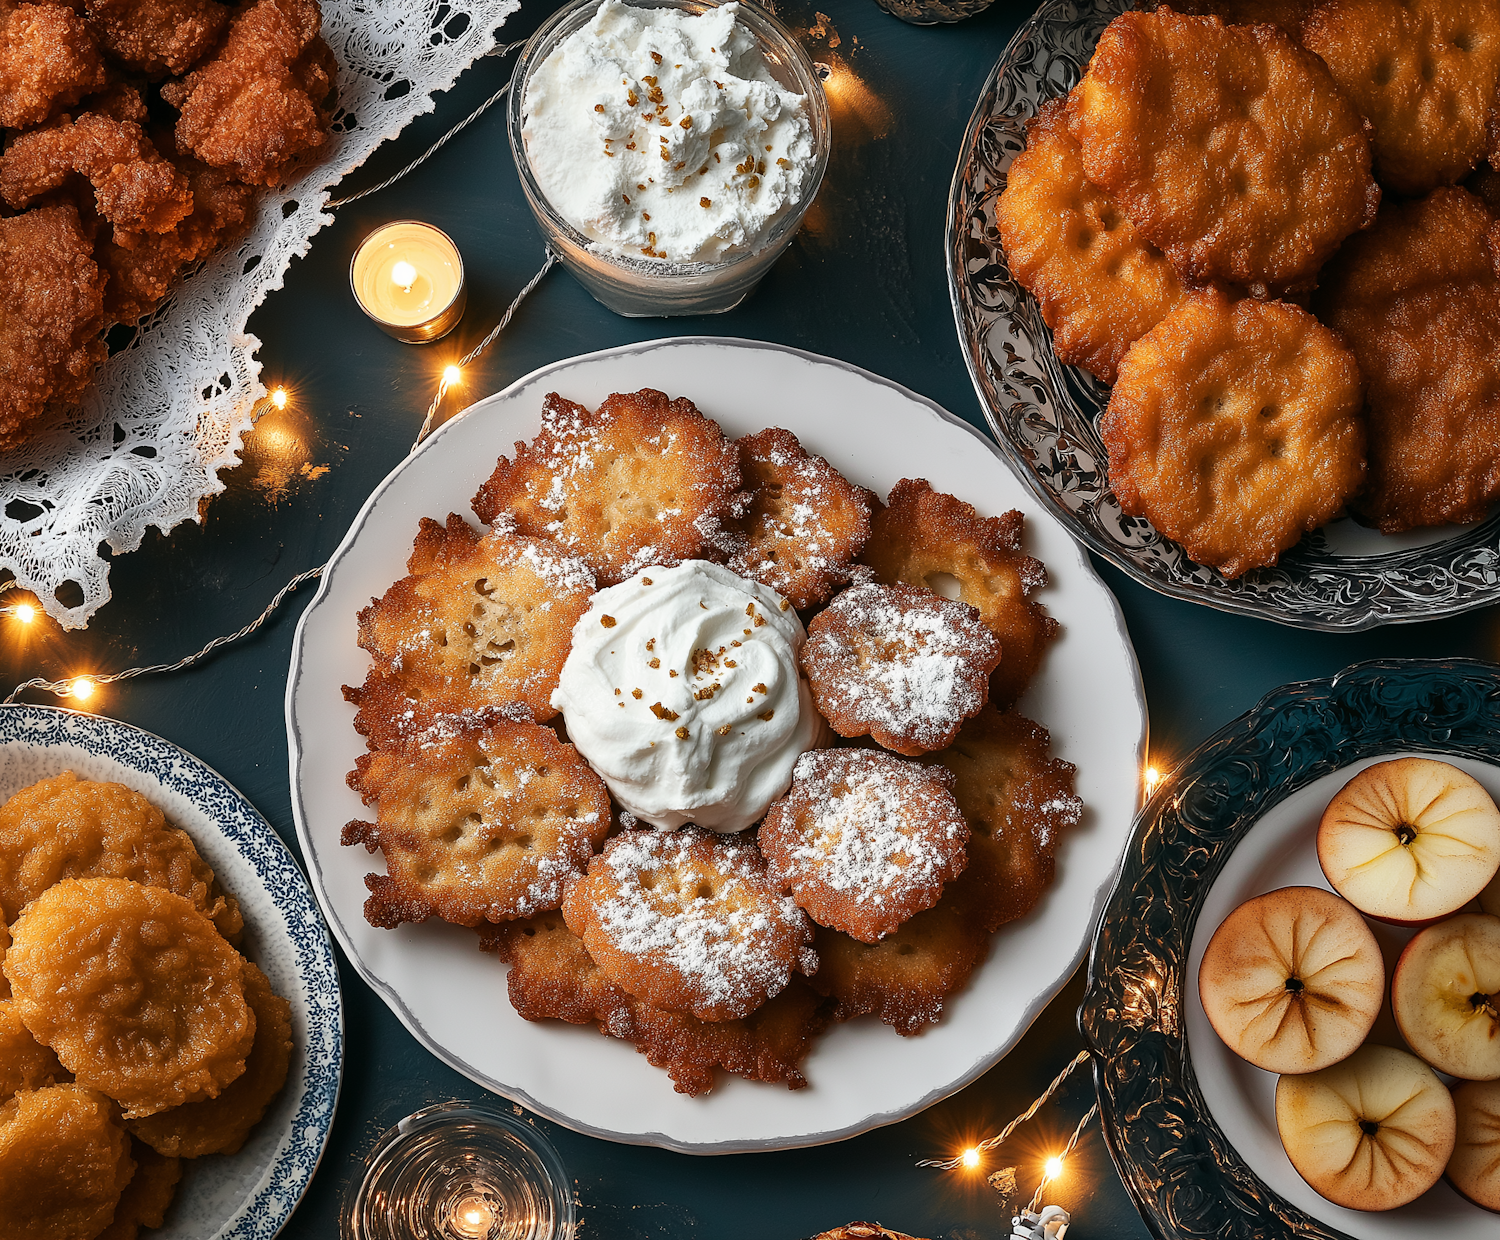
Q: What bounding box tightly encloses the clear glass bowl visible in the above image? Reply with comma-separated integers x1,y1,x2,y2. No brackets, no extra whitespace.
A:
508,0,830,317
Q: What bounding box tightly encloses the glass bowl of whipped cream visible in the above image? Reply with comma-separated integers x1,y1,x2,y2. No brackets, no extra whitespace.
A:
509,0,830,317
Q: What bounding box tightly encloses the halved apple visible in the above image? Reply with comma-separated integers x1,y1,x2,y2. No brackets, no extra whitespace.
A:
1198,886,1384,1074
1276,1043,1456,1211
1318,758,1500,925
1482,868,1499,918
1392,913,1500,1080
1449,1079,1500,1212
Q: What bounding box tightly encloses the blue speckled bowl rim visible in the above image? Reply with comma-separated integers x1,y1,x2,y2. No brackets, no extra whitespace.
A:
1080,658,1500,1240
0,703,344,1240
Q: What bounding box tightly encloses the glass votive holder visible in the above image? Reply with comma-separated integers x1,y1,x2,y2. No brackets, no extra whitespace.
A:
351,221,468,343
342,1101,574,1240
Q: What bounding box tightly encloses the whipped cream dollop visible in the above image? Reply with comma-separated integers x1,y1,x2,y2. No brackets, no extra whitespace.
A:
552,560,825,832
522,0,815,263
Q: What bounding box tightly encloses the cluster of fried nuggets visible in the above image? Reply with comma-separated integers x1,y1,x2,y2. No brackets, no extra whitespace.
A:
341,388,1082,1095
0,772,292,1240
0,0,338,450
997,1,1500,578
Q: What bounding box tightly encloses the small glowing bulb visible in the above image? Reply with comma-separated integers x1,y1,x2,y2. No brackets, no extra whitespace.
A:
448,1195,495,1239
391,259,418,291
13,603,35,624
271,387,288,410
961,1147,981,1169
443,365,463,386
1044,1155,1064,1181
70,677,96,702
1143,765,1161,795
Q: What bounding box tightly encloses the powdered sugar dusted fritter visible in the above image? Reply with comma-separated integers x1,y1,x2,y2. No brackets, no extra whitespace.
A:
561,827,816,1022
760,749,968,944
471,389,746,586
728,427,877,609
921,707,1081,934
481,911,834,1095
348,512,595,734
800,582,1002,755
344,713,611,929
861,479,1058,709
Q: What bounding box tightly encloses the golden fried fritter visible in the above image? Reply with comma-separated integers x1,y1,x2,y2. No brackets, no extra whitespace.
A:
1304,0,1500,196
1149,0,1312,33
160,0,336,187
562,827,815,1022
1470,163,1500,217
807,885,992,1036
0,1,108,129
85,0,228,76
0,1000,67,1103
1102,288,1366,577
350,513,594,731
0,771,243,940
5,878,254,1118
727,428,876,610
482,912,834,1095
920,707,1080,934
471,389,746,586
1069,7,1379,296
861,479,1058,709
760,749,968,944
0,1084,134,1240
1315,186,1500,532
128,961,290,1158
998,95,1185,385
95,1141,181,1240
345,714,612,928
0,920,8,1000
800,582,1002,755
0,203,107,453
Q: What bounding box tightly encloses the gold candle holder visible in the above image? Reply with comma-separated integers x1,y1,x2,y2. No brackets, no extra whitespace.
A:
351,221,467,343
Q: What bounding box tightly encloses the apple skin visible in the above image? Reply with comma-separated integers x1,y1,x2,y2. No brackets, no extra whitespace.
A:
1318,758,1500,927
1483,869,1500,919
1392,913,1500,1081
1276,1043,1456,1212
1198,886,1384,1075
1448,1079,1500,1212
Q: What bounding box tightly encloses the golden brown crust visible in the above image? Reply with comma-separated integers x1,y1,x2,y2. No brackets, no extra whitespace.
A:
350,512,595,730
919,707,1080,934
998,95,1185,385
1069,8,1379,296
86,0,229,77
727,427,876,609
1304,0,1500,197
346,714,611,929
1102,288,1367,577
760,749,968,944
1146,0,1312,32
95,1141,181,1240
470,389,746,586
809,1227,931,1240
1314,186,1500,533
0,999,68,1104
0,3,108,130
860,479,1058,708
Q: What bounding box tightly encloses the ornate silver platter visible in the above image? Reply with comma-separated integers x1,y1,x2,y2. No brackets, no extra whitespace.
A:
946,0,1500,631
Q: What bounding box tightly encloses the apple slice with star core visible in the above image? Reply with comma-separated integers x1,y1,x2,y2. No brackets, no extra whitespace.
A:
1392,913,1500,1081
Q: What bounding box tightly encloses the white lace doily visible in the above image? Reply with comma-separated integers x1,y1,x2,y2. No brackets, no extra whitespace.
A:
0,0,519,629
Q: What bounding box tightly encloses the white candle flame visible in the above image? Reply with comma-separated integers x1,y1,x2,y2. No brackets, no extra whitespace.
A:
391,259,418,292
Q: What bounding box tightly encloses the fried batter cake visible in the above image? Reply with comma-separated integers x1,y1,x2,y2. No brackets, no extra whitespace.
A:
344,713,611,928
727,427,876,609
860,479,1058,709
0,771,242,940
471,389,746,586
5,878,254,1119
1148,0,1312,32
807,885,992,1036
0,203,107,453
997,95,1184,385
1069,8,1379,296
128,961,290,1158
800,582,1002,755
760,749,968,944
1304,0,1500,196
349,513,594,730
1314,186,1500,532
482,912,834,1095
1102,288,1367,578
85,0,228,76
920,707,1080,934
96,1141,181,1240
562,827,815,1022
0,1,108,130
0,1084,134,1240
0,1000,67,1103
0,920,8,1000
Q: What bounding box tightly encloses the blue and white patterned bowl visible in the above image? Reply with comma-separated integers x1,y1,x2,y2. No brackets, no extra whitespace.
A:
0,704,343,1240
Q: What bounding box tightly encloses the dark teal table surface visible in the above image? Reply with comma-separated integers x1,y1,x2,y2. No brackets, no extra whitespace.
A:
6,1,1498,1235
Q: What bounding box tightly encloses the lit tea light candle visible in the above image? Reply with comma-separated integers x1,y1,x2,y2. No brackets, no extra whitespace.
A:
350,221,467,343
448,1194,498,1239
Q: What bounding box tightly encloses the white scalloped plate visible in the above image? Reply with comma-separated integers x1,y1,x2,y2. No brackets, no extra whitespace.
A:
285,336,1145,1153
